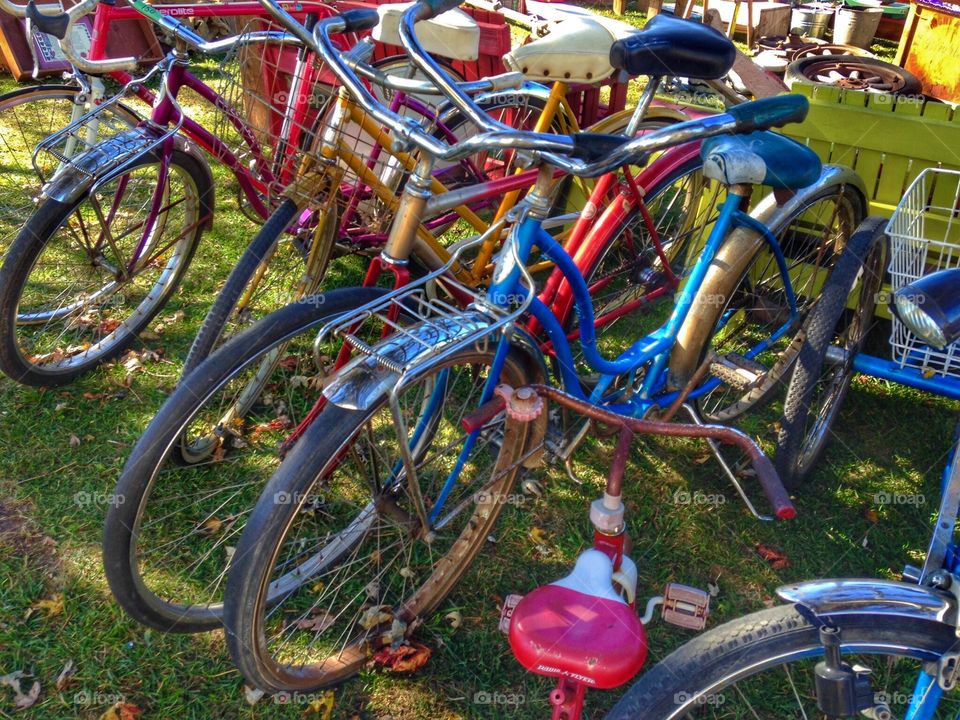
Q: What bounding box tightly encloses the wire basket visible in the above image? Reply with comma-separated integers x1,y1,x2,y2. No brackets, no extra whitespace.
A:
32,64,174,186
887,167,960,378
210,18,456,228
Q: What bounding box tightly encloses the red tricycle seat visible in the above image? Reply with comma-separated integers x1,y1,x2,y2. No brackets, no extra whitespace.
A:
507,549,647,689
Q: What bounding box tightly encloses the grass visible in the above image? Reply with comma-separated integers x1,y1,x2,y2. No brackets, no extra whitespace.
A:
0,21,957,720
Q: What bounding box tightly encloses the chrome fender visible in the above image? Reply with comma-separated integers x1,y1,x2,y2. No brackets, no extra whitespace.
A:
323,310,549,412
778,578,957,627
41,127,215,218
750,163,868,233
324,311,497,411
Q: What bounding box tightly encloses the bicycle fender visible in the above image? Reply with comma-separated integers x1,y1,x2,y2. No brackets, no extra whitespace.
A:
41,127,215,218
748,163,867,233
778,578,957,627
323,311,547,412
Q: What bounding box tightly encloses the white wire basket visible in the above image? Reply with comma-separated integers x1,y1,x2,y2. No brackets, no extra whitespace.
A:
886,167,960,378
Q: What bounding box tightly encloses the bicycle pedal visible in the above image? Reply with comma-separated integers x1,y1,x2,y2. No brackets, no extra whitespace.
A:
661,583,710,630
709,353,767,390
499,593,523,634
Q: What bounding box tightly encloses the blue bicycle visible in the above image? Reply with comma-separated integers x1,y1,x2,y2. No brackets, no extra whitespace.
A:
606,170,960,719
221,0,867,693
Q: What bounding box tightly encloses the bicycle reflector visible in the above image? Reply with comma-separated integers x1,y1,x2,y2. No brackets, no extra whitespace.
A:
891,268,960,350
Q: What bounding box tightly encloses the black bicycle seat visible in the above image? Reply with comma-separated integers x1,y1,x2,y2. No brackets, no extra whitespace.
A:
609,15,736,80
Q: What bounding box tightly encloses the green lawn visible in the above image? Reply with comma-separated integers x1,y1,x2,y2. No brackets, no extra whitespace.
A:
0,15,955,720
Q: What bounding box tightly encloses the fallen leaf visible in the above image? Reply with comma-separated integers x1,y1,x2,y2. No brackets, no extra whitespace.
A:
30,593,64,617
302,690,334,718
55,660,77,690
295,611,335,633
359,605,392,630
82,392,109,401
69,435,81,448
277,355,300,370
864,507,879,523
370,642,431,674
445,610,462,629
755,543,790,570
138,330,161,342
243,685,265,706
98,318,121,334
199,518,223,535
14,680,40,710
528,527,549,545
99,702,142,720
0,671,40,710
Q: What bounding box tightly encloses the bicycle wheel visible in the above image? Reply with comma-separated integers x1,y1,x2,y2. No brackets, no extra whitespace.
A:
605,604,959,719
0,147,212,386
564,151,725,380
225,344,535,691
103,287,388,632
0,84,140,261
776,217,887,489
670,182,866,423
184,90,556,372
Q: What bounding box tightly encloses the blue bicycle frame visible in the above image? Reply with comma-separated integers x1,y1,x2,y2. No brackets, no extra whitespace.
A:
426,190,800,524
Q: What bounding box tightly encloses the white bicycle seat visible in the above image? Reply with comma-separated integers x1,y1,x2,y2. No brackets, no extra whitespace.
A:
373,3,480,62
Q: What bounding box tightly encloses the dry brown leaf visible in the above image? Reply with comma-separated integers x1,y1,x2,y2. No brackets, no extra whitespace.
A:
295,611,335,633
69,434,81,448
99,702,142,720
359,606,392,630
55,660,77,691
755,543,791,570
98,318,121,334
370,642,431,674
29,593,64,617
199,518,223,535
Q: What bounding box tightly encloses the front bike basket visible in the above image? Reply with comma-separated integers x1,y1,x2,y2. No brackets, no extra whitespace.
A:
32,63,177,188
887,168,960,378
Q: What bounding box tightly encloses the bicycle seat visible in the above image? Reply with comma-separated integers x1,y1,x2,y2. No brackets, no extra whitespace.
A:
609,15,735,80
701,131,822,189
503,16,636,84
373,3,480,62
508,549,648,689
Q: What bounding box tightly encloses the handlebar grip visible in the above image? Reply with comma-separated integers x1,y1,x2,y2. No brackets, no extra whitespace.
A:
752,453,796,520
416,0,462,21
727,94,809,133
339,8,379,33
570,132,631,164
26,0,68,39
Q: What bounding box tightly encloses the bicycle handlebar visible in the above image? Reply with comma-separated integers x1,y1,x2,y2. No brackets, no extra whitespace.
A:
524,385,796,520
257,0,809,175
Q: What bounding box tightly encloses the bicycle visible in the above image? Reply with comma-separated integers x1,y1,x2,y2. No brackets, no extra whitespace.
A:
102,9,736,634
604,216,960,718
495,382,791,720
0,0,539,386
179,6,701,372
218,0,865,694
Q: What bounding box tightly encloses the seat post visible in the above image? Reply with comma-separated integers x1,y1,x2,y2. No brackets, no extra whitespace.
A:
549,678,587,720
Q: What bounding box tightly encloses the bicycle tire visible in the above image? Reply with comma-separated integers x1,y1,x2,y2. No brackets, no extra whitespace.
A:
225,344,535,691
103,287,389,632
775,216,887,489
669,182,866,423
605,604,955,719
0,147,212,386
0,84,140,261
